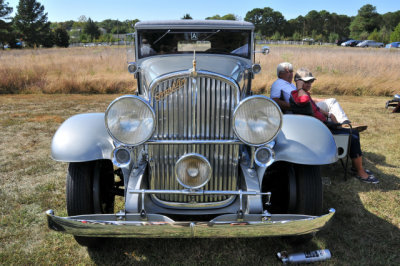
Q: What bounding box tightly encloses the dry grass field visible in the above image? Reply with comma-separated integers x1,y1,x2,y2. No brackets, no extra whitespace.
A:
0,47,134,94
252,45,400,97
1,45,400,96
0,46,400,265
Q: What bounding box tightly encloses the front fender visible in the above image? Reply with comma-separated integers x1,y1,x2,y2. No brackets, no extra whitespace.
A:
51,113,114,162
274,115,338,165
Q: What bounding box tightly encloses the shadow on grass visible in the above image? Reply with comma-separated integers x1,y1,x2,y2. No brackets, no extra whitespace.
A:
87,237,321,265
362,151,398,169
319,154,400,265
85,153,399,265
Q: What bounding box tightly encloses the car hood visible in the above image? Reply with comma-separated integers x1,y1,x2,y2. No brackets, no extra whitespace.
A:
139,55,251,87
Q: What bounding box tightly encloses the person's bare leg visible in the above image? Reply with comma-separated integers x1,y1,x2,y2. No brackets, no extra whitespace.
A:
352,156,368,179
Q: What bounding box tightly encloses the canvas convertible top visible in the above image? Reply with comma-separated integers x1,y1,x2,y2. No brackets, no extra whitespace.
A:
135,20,255,30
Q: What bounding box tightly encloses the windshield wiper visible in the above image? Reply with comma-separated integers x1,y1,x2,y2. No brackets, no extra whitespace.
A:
153,30,170,44
201,30,220,41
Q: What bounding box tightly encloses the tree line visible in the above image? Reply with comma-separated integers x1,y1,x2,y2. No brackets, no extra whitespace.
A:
1,0,400,49
1,0,69,48
244,5,400,43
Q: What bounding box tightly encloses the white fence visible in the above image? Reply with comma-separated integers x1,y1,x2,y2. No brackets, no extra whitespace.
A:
258,40,335,46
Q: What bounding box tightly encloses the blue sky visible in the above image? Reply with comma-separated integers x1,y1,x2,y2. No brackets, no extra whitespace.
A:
5,0,399,22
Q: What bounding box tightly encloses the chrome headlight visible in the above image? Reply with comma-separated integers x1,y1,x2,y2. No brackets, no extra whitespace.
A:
175,153,212,189
233,96,282,146
105,95,155,145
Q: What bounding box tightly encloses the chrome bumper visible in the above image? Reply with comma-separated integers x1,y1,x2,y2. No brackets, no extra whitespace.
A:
46,208,335,238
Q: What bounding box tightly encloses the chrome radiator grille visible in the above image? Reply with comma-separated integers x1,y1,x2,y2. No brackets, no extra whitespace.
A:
148,72,240,206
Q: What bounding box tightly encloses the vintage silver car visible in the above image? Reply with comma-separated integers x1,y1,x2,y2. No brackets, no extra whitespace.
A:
46,20,336,247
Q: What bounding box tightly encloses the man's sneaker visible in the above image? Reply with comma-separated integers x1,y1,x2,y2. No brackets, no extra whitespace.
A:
356,174,380,184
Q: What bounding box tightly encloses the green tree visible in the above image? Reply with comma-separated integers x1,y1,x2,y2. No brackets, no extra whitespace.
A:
0,0,12,17
270,31,281,40
359,31,369,40
349,16,365,39
181,14,192,19
84,17,100,41
206,14,237,20
367,29,380,41
358,4,382,32
350,4,382,39
329,32,339,43
40,28,54,47
54,27,69,47
245,7,286,37
206,14,222,20
59,20,74,31
390,22,400,42
0,0,13,48
304,10,323,37
379,26,391,43
381,11,400,31
287,16,305,38
13,0,51,47
292,31,301,41
98,19,138,34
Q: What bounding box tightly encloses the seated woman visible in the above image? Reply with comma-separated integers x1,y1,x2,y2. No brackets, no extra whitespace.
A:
290,68,379,184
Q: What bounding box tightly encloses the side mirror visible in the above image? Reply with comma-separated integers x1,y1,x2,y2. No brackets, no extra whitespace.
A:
255,46,270,55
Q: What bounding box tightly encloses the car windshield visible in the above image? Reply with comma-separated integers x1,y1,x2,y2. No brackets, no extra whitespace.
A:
137,29,251,59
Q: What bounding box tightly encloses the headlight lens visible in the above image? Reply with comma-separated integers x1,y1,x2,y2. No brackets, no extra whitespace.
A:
233,96,282,145
105,95,155,145
175,154,212,189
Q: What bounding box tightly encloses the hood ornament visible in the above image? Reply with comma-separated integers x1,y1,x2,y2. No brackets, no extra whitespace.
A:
190,50,197,77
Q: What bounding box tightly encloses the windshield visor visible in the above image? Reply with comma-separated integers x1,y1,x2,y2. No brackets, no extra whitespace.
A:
137,29,251,59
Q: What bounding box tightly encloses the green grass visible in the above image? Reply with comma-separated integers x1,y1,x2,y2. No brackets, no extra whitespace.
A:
0,94,399,265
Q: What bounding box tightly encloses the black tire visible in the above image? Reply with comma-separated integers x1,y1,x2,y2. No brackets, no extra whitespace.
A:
294,164,323,216
262,162,322,215
66,160,115,247
262,162,322,243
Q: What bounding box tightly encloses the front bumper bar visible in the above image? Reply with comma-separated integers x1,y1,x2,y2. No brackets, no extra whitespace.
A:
46,208,335,238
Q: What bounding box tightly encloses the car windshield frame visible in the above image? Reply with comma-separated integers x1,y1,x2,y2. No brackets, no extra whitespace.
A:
136,29,252,59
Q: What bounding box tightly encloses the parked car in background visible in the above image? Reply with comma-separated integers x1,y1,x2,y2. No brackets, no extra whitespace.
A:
356,40,384,48
385,42,400,48
341,40,361,47
336,38,350,46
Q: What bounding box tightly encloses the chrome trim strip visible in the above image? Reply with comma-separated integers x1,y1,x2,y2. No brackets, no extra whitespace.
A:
135,20,255,31
129,189,269,196
152,195,235,208
147,140,241,144
46,208,335,238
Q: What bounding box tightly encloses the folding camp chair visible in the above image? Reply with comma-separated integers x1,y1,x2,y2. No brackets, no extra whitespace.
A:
332,128,352,180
